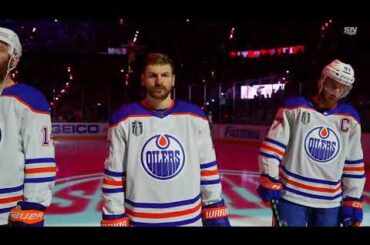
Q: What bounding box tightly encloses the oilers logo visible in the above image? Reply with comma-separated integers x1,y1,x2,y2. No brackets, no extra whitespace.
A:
304,127,340,162
141,134,185,180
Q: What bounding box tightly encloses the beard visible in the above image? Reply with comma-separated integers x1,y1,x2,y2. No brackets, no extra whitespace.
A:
145,84,172,100
0,57,10,82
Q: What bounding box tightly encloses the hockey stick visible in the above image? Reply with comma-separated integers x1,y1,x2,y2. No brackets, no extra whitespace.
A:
271,199,287,227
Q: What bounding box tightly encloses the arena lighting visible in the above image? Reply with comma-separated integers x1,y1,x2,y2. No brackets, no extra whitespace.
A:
51,65,74,107
229,27,235,40
133,30,140,43
229,45,305,59
321,19,333,33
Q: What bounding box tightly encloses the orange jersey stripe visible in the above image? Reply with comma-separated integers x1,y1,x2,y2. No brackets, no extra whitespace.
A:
103,178,124,186
343,166,364,172
25,167,56,174
281,174,341,193
126,203,202,219
261,143,284,157
0,195,23,204
201,169,219,177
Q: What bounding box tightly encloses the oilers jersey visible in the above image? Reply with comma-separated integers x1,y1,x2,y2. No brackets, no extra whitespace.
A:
259,96,365,208
102,100,223,226
0,83,56,225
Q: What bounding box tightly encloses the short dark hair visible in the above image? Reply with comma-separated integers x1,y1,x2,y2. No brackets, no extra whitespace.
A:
142,53,175,74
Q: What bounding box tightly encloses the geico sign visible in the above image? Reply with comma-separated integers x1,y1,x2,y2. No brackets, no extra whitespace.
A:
52,124,100,134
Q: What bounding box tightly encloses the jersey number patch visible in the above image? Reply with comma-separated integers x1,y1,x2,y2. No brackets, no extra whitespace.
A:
341,119,350,132
41,126,50,145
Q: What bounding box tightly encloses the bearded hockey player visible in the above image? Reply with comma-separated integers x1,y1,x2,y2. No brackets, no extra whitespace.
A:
100,53,230,227
0,27,56,226
257,59,365,227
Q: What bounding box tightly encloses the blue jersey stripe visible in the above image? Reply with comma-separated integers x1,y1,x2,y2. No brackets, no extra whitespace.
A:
201,179,221,185
130,214,201,227
2,84,50,113
259,152,281,162
283,185,342,200
282,166,340,186
104,169,126,177
110,101,207,125
200,161,217,169
102,188,124,193
345,159,364,165
264,138,287,149
284,96,310,109
102,213,126,220
0,185,24,194
24,177,55,183
0,207,12,214
25,158,55,164
126,195,201,208
342,174,366,179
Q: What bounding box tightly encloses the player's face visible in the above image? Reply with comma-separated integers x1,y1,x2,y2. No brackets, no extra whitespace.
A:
142,64,175,100
320,77,349,104
0,41,10,81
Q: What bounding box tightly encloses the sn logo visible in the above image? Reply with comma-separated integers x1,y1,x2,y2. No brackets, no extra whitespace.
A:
343,26,357,36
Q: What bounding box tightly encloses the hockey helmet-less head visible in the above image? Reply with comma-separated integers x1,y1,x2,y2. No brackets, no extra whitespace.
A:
319,59,355,99
0,27,22,58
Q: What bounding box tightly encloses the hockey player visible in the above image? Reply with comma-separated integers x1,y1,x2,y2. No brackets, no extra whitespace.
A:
100,53,230,227
257,59,365,227
0,27,56,226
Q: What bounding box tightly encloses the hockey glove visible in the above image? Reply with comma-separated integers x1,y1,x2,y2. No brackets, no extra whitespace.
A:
202,199,231,227
340,197,364,227
257,174,282,202
101,213,130,227
9,201,46,226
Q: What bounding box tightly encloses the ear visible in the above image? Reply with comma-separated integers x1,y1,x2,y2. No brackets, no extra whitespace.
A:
9,57,19,71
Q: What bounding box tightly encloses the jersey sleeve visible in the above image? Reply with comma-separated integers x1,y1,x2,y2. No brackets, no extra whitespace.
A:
197,118,223,205
102,123,127,217
342,121,365,199
258,107,291,178
21,100,56,207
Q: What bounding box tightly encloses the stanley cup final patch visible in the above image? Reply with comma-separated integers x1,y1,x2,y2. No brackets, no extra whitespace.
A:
301,111,311,124
132,120,143,136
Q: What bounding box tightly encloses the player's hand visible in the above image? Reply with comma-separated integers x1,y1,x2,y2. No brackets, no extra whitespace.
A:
340,197,363,227
101,213,130,227
9,201,46,227
202,199,231,227
257,174,282,203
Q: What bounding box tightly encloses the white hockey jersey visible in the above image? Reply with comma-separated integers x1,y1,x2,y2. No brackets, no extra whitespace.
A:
0,83,56,225
102,100,223,226
259,96,365,208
